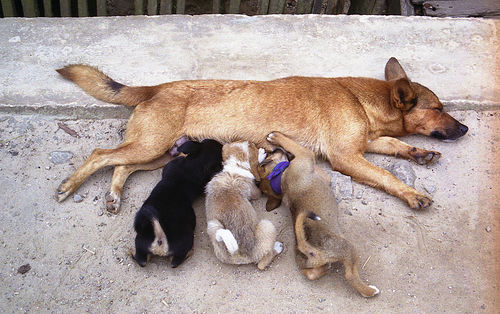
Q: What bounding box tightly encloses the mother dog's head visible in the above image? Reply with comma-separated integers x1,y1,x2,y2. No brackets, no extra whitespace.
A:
385,57,468,141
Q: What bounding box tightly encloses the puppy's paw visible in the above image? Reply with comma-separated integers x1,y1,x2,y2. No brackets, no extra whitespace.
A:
266,132,276,143
273,241,284,254
258,148,267,163
105,191,121,214
361,285,380,298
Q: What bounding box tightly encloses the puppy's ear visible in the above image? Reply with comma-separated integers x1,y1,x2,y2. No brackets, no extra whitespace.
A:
391,78,416,111
177,141,200,155
385,57,408,81
266,196,282,212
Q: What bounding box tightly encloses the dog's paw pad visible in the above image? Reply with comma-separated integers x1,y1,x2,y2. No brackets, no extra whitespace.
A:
273,241,283,254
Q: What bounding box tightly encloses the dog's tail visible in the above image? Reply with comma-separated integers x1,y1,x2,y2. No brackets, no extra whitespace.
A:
215,229,239,255
295,210,322,259
56,64,160,106
208,220,239,254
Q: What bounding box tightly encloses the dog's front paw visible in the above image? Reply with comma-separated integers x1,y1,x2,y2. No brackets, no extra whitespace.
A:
55,178,72,202
405,192,433,210
273,241,284,254
408,148,441,165
105,191,121,214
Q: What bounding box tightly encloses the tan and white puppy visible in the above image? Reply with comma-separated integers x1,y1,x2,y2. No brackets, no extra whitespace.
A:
205,142,283,270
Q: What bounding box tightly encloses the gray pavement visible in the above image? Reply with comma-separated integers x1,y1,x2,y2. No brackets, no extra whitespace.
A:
0,15,498,313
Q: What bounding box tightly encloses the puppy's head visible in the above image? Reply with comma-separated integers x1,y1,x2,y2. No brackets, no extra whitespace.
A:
385,57,468,141
221,141,262,178
133,206,168,267
256,148,290,211
178,139,223,181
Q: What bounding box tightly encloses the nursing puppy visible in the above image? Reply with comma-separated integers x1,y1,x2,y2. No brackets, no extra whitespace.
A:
133,139,223,267
205,142,283,269
257,132,379,297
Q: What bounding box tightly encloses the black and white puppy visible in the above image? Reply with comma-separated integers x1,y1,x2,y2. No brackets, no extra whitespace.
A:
133,139,223,267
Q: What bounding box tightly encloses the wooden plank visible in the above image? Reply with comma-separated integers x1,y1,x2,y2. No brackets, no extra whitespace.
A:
257,0,270,14
296,0,314,13
312,0,324,14
59,0,72,16
43,0,53,16
21,0,39,17
228,0,241,13
96,0,107,16
134,0,144,14
176,0,185,14
148,0,157,15
77,0,88,16
423,0,500,17
268,0,286,13
400,0,415,15
160,0,173,14
1,0,16,17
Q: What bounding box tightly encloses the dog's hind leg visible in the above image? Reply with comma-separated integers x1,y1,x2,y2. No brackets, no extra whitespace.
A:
106,153,175,213
366,137,441,165
56,99,184,202
254,220,282,270
301,265,329,280
343,255,379,298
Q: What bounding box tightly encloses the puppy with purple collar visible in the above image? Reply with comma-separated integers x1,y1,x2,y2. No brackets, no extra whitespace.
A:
205,141,283,270
257,132,379,297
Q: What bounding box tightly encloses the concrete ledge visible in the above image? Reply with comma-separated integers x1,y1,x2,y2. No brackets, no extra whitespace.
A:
1,15,498,115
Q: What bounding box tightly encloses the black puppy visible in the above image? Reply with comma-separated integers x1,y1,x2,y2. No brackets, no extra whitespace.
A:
133,139,223,267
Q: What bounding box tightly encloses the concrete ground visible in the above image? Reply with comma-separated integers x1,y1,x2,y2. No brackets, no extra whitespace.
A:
0,15,498,313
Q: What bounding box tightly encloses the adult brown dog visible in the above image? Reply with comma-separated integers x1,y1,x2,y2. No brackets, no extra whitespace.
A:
55,57,468,212
256,131,379,297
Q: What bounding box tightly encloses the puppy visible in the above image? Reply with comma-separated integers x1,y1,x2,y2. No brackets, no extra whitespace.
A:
257,131,379,297
133,139,223,267
205,142,283,269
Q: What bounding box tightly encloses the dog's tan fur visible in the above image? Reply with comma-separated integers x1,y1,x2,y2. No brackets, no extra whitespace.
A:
257,131,379,297
55,58,468,211
205,142,282,269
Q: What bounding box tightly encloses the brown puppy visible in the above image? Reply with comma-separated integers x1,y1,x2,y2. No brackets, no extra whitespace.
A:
55,57,468,211
256,131,379,298
205,142,283,269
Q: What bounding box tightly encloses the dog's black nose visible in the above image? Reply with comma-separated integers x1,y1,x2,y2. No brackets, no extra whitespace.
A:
157,239,163,246
459,124,468,135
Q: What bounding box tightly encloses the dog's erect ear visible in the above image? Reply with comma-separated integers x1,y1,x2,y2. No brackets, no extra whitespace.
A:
385,57,408,81
391,78,416,111
177,141,200,155
266,196,282,212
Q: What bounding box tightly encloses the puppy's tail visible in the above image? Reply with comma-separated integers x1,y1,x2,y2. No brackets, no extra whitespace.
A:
295,210,322,260
215,229,239,255
56,64,160,106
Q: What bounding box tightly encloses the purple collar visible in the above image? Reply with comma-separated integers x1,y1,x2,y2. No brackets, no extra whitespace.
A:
266,161,290,195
